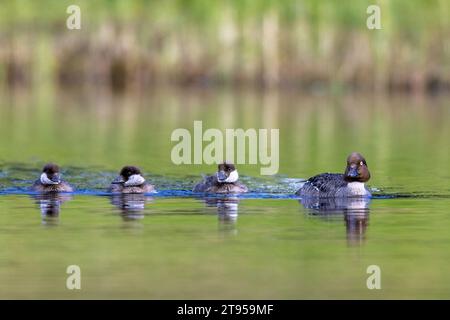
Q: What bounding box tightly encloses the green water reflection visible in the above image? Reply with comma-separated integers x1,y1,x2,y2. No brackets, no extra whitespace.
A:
0,195,450,298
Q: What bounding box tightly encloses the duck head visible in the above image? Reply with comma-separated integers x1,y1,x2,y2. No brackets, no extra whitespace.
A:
216,162,239,183
118,166,146,186
344,152,371,183
40,163,62,185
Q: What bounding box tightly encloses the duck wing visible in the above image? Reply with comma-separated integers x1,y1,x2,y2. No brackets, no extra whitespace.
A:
193,174,217,192
297,173,346,196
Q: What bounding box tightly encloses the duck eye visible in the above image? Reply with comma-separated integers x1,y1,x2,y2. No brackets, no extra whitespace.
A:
360,161,364,166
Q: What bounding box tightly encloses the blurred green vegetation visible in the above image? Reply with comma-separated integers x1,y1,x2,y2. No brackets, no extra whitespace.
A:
0,0,449,92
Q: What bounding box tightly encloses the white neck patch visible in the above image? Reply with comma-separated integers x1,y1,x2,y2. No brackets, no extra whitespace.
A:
218,170,239,183
40,173,59,185
347,182,368,196
124,174,146,186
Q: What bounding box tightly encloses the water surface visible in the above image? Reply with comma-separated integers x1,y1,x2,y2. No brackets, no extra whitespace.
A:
0,89,449,298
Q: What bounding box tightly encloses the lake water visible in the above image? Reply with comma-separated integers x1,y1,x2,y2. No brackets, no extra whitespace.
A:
0,88,449,299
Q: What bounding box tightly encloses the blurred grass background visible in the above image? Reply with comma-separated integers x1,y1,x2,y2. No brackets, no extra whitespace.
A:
0,0,449,92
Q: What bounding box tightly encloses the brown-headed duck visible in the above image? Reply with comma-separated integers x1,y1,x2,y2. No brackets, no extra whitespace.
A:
296,152,371,198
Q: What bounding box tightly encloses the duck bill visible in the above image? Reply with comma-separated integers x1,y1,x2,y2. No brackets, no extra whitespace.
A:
112,177,126,184
217,171,227,182
346,167,359,180
50,174,61,184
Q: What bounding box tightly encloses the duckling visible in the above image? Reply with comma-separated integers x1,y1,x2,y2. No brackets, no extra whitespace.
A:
193,162,248,193
109,166,156,194
32,163,74,193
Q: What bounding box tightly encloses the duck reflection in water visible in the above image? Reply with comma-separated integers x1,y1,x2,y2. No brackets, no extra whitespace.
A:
31,193,73,226
200,196,240,236
299,197,370,246
110,193,153,222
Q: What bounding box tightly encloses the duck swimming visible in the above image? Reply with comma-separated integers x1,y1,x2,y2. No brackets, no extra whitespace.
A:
193,162,248,193
109,166,156,194
296,152,371,198
32,163,74,193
